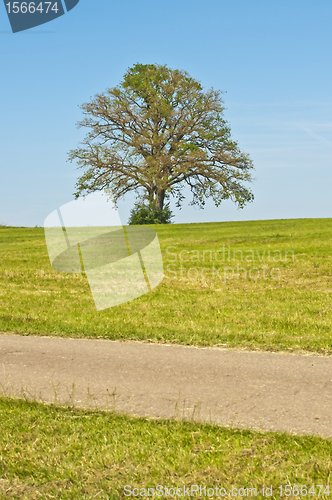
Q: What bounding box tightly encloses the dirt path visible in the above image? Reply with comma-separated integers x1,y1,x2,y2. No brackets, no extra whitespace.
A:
0,334,331,437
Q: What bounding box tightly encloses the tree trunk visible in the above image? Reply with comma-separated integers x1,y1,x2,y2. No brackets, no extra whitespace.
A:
156,189,165,210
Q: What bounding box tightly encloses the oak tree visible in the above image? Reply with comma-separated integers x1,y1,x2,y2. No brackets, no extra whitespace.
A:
69,63,254,214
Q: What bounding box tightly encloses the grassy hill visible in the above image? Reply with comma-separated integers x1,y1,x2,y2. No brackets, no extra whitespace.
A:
1,219,332,498
0,218,332,354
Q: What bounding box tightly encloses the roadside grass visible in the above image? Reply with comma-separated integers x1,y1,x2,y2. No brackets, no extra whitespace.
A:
0,397,331,499
0,218,332,354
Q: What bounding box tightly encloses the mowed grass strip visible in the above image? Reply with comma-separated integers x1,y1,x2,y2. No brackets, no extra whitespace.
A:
0,219,332,353
0,397,331,499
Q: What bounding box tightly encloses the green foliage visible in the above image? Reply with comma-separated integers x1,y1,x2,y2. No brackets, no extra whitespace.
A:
128,202,173,225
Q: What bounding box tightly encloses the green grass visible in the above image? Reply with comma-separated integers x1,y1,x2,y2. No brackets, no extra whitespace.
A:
0,397,331,499
1,221,332,498
1,218,332,354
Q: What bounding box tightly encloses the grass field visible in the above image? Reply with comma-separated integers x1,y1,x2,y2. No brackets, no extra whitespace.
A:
1,219,332,498
1,218,332,354
0,397,331,499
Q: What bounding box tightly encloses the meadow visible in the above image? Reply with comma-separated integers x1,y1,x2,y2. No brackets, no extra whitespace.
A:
1,219,332,498
0,397,331,499
0,218,332,354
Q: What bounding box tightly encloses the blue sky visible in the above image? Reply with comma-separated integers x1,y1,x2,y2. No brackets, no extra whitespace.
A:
1,0,332,226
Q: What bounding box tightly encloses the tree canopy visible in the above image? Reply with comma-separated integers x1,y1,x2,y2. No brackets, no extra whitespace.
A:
68,63,254,214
